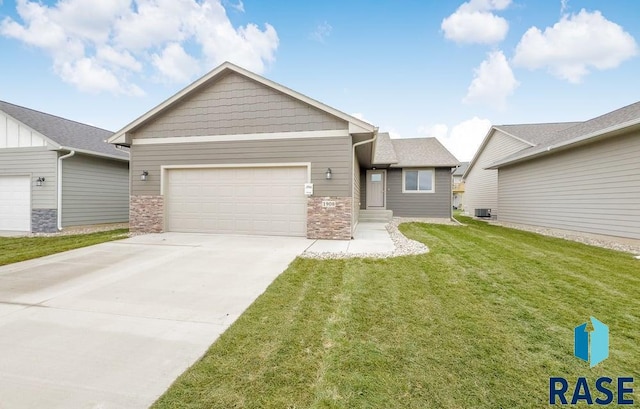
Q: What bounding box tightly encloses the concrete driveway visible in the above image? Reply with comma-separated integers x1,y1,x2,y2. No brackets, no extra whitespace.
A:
0,233,311,409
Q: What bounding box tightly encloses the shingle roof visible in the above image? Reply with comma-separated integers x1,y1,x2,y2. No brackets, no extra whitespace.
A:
372,132,398,164
388,137,459,167
490,100,640,168
493,122,581,145
452,161,469,176
0,100,128,159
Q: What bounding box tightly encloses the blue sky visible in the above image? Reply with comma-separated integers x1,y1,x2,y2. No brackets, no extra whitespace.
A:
1,0,638,160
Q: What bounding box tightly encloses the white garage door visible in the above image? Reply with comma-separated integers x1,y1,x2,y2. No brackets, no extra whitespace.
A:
165,166,307,236
0,175,31,231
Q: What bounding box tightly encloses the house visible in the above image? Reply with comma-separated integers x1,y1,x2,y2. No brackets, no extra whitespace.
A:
108,62,458,239
463,122,579,218
487,101,640,240
0,101,129,233
452,161,468,210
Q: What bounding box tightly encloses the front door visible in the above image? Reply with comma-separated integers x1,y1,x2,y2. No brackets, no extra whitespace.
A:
366,170,385,209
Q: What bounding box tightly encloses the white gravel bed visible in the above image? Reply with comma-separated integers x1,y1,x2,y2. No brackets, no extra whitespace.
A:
301,218,458,260
491,221,640,255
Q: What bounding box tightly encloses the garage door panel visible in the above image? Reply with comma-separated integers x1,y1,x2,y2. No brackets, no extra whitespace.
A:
0,176,31,231
166,167,307,236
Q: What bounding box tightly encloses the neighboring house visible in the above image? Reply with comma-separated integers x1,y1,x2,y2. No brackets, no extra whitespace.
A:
0,101,129,233
463,122,579,218
109,62,458,239
452,161,468,210
487,101,640,240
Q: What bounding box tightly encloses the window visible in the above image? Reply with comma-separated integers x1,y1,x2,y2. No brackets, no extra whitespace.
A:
371,173,382,182
403,169,434,193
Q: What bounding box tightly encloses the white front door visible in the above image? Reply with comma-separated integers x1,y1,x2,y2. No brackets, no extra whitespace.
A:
0,175,31,231
366,170,385,209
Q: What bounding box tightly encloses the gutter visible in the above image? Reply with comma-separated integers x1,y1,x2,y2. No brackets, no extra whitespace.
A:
57,149,75,230
351,127,379,237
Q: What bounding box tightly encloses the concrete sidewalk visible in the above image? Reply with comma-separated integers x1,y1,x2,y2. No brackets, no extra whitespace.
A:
304,222,395,255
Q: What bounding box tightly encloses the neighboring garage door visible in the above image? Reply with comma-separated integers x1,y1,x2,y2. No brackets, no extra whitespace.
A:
165,166,307,236
0,175,31,231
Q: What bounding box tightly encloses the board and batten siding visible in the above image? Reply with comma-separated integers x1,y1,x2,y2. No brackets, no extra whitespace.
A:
385,168,452,218
61,154,129,227
464,130,531,216
131,137,352,197
134,72,347,139
0,147,57,209
498,131,640,239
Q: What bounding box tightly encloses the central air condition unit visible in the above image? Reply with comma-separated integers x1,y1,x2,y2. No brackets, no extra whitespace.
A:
475,208,491,218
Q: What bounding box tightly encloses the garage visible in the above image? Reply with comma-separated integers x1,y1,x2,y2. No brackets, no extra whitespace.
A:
0,175,31,231
165,166,308,236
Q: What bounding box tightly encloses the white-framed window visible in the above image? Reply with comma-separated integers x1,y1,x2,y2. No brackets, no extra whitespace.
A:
402,168,435,193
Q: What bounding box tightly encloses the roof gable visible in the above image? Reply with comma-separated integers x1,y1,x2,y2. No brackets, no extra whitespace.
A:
0,100,127,160
390,137,458,167
110,62,375,144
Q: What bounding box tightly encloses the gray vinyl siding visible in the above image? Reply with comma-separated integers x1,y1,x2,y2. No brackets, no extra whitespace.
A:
464,130,530,216
134,72,347,138
131,137,352,197
498,131,640,239
61,154,129,227
386,168,452,217
0,147,57,209
353,156,360,229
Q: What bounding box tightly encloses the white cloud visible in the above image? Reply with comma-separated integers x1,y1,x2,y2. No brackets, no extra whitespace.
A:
513,9,638,83
560,0,569,14
463,50,519,109
441,0,511,44
311,21,332,43
419,117,492,161
0,0,279,94
152,42,201,83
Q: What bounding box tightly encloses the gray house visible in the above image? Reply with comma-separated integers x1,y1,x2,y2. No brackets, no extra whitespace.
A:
463,122,579,218
109,62,458,239
487,101,640,240
464,102,640,239
0,101,129,233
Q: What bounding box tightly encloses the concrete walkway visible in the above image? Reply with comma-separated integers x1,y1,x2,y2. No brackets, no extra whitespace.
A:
304,222,395,255
0,233,310,409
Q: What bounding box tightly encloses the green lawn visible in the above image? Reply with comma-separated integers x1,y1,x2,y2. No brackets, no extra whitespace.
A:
153,217,639,408
0,229,128,266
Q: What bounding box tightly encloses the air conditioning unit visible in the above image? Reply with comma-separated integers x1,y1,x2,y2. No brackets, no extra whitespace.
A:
475,208,491,218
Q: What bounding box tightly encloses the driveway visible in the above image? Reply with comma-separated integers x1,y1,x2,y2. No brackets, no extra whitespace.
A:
0,233,311,409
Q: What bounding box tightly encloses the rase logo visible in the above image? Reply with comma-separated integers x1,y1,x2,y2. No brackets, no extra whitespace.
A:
574,316,609,368
549,317,634,405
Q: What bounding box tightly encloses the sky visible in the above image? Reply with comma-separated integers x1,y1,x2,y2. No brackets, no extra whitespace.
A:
0,0,639,161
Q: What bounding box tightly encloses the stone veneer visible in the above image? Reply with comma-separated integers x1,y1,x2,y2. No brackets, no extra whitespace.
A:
130,195,164,233
307,196,352,240
31,209,58,233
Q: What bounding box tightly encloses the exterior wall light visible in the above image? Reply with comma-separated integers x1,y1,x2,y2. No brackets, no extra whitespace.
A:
36,177,45,187
325,168,332,180
141,170,149,181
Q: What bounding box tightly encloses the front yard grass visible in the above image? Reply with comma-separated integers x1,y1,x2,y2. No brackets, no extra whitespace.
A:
0,229,128,266
153,217,639,408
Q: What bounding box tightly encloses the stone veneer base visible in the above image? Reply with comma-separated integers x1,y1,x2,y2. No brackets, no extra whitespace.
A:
130,195,164,233
31,209,58,233
307,196,352,240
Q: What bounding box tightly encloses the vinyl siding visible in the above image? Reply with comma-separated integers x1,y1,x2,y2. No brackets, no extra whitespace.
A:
464,130,530,216
386,168,452,217
0,147,57,208
498,130,640,239
353,155,360,229
61,154,129,227
134,72,347,138
131,137,352,197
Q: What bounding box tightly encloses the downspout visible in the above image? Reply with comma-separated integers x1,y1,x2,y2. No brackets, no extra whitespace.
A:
351,127,379,237
57,149,75,230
